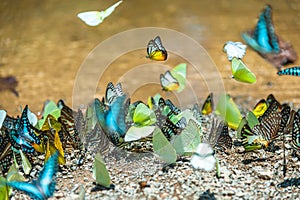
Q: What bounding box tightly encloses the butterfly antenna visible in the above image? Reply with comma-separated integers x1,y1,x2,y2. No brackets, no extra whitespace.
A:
282,132,287,177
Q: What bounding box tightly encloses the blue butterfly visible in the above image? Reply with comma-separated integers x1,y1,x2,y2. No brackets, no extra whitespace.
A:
277,66,300,77
4,151,59,200
94,95,127,145
3,105,40,153
242,5,280,54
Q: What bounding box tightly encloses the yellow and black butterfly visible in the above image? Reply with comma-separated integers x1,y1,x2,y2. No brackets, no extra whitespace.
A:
147,36,168,61
241,101,282,151
201,93,214,115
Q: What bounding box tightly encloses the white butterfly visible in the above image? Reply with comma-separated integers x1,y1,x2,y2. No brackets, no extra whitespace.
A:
0,110,7,129
190,143,216,171
223,41,247,61
77,1,123,26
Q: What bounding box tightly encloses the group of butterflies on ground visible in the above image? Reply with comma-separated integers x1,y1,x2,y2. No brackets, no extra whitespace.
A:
1,3,300,200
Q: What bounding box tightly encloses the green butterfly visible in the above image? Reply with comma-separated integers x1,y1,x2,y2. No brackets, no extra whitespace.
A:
93,153,111,188
231,58,256,84
215,94,242,130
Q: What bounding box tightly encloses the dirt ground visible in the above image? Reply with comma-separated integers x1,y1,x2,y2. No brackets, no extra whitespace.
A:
1,0,300,114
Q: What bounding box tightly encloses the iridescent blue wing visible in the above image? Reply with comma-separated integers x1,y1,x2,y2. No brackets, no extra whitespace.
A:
5,152,59,200
242,5,279,54
107,95,127,136
20,105,40,145
277,66,300,76
38,151,59,198
5,181,43,200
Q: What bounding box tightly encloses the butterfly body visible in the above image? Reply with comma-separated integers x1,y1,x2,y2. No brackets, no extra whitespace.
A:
147,36,167,61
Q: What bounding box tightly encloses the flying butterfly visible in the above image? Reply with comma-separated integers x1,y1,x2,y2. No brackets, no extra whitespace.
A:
223,41,247,61
231,58,256,84
242,5,279,54
277,66,300,77
3,151,59,200
241,5,297,69
160,71,179,92
201,93,214,115
77,1,123,26
160,63,187,92
147,36,168,61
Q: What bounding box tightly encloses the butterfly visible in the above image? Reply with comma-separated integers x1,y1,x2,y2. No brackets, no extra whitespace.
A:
201,93,214,115
104,82,124,106
242,5,279,54
77,1,123,26
0,132,14,175
241,5,297,69
231,58,256,84
223,41,247,61
58,100,85,151
171,119,202,156
252,99,268,118
277,66,300,77
215,94,242,130
94,95,127,145
146,36,168,61
3,106,40,153
241,103,281,151
4,151,59,200
160,63,187,92
190,143,216,171
204,119,232,151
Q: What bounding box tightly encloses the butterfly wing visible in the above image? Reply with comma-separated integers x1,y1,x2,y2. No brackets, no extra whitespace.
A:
190,143,216,171
5,181,43,200
201,93,213,115
277,66,300,77
160,71,180,91
38,151,59,198
291,111,300,151
170,63,187,92
102,0,123,19
77,11,102,26
147,36,167,61
252,99,268,118
223,41,247,61
231,58,256,84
